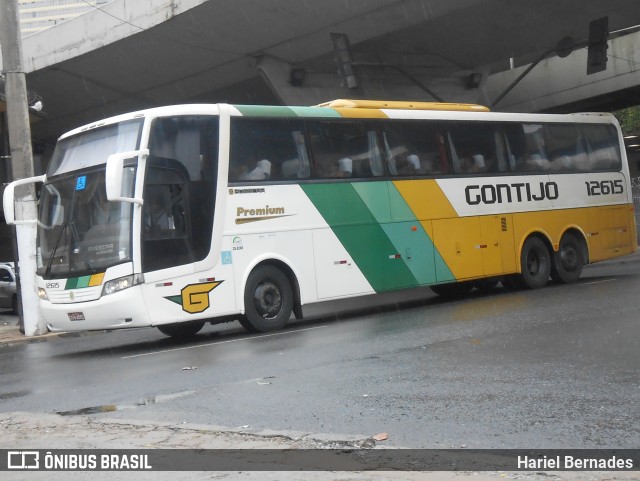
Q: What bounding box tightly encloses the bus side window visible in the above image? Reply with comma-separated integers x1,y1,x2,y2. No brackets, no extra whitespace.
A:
544,124,588,172
382,121,446,176
493,131,509,173
501,130,518,172
448,123,501,174
307,120,368,179
367,131,384,177
229,118,309,182
281,130,311,179
519,124,550,172
582,124,621,170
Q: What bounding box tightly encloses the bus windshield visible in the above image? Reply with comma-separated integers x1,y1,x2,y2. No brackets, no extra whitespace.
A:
47,119,143,177
37,167,136,279
37,119,143,278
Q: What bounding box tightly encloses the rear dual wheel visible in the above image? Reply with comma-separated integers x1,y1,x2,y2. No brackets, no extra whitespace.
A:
551,233,585,284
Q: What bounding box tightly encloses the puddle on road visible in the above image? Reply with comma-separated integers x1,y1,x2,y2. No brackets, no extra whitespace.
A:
56,389,196,416
0,390,30,400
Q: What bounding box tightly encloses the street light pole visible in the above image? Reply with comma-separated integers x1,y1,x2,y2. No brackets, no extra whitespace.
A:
0,0,45,335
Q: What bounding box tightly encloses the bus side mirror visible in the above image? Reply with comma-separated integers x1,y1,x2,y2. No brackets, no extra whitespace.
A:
105,149,147,204
2,175,46,225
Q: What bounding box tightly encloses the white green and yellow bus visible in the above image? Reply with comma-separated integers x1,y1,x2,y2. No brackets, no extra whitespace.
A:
3,100,637,337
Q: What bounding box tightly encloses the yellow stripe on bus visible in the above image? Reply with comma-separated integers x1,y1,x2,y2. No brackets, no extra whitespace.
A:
89,273,105,287
317,99,490,112
332,108,389,119
394,180,459,220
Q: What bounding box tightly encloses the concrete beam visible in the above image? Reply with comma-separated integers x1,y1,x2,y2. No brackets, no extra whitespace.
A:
484,32,640,112
257,55,486,106
1,0,208,73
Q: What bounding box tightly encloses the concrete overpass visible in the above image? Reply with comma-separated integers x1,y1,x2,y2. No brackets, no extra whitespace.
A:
2,0,640,148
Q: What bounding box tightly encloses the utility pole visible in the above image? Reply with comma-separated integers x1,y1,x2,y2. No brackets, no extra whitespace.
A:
0,0,45,335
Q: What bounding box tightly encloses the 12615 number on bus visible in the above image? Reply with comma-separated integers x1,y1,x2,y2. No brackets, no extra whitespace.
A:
585,179,624,196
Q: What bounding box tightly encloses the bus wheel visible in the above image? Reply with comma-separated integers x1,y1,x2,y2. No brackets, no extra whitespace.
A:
551,233,584,284
518,237,551,289
241,265,293,333
430,281,473,298
157,321,205,339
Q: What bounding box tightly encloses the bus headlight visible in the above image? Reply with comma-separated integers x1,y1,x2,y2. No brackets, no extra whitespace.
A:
102,274,144,296
38,288,49,300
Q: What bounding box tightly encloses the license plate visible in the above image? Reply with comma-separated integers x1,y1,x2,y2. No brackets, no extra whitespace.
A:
68,312,85,321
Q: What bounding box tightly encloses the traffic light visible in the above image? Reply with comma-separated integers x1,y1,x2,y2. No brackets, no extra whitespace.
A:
587,17,608,75
330,32,359,89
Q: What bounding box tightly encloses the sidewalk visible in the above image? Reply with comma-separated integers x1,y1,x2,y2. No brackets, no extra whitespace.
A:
0,311,22,344
1,411,638,481
1,249,638,345
0,310,61,345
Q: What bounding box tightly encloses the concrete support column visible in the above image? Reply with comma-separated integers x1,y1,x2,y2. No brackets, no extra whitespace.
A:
1,0,46,336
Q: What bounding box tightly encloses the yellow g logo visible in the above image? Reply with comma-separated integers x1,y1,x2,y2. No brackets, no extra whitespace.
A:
165,280,222,314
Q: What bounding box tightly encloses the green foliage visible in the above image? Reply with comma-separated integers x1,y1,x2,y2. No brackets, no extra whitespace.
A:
615,106,640,135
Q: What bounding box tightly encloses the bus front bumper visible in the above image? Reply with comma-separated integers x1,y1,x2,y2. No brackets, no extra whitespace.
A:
43,286,152,332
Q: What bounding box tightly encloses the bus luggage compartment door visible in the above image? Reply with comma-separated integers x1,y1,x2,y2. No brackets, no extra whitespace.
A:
432,215,504,281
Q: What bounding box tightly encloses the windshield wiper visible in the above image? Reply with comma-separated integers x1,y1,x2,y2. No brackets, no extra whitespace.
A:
45,221,68,278
69,220,96,274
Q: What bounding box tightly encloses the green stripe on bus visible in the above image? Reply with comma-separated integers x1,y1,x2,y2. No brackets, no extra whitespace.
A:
352,182,429,284
288,106,341,118
301,183,417,291
233,105,341,118
351,182,390,223
353,182,454,285
232,105,299,117
65,276,90,290
387,185,455,283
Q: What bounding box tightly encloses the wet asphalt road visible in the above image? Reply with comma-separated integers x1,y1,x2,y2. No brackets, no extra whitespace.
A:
1,258,638,449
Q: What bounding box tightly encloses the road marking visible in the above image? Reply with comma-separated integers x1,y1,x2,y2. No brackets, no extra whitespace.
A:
582,278,617,286
121,325,328,359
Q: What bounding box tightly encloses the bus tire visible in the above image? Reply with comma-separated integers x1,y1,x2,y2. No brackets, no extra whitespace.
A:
157,321,205,339
518,236,551,289
430,281,473,298
551,233,584,284
241,265,293,333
